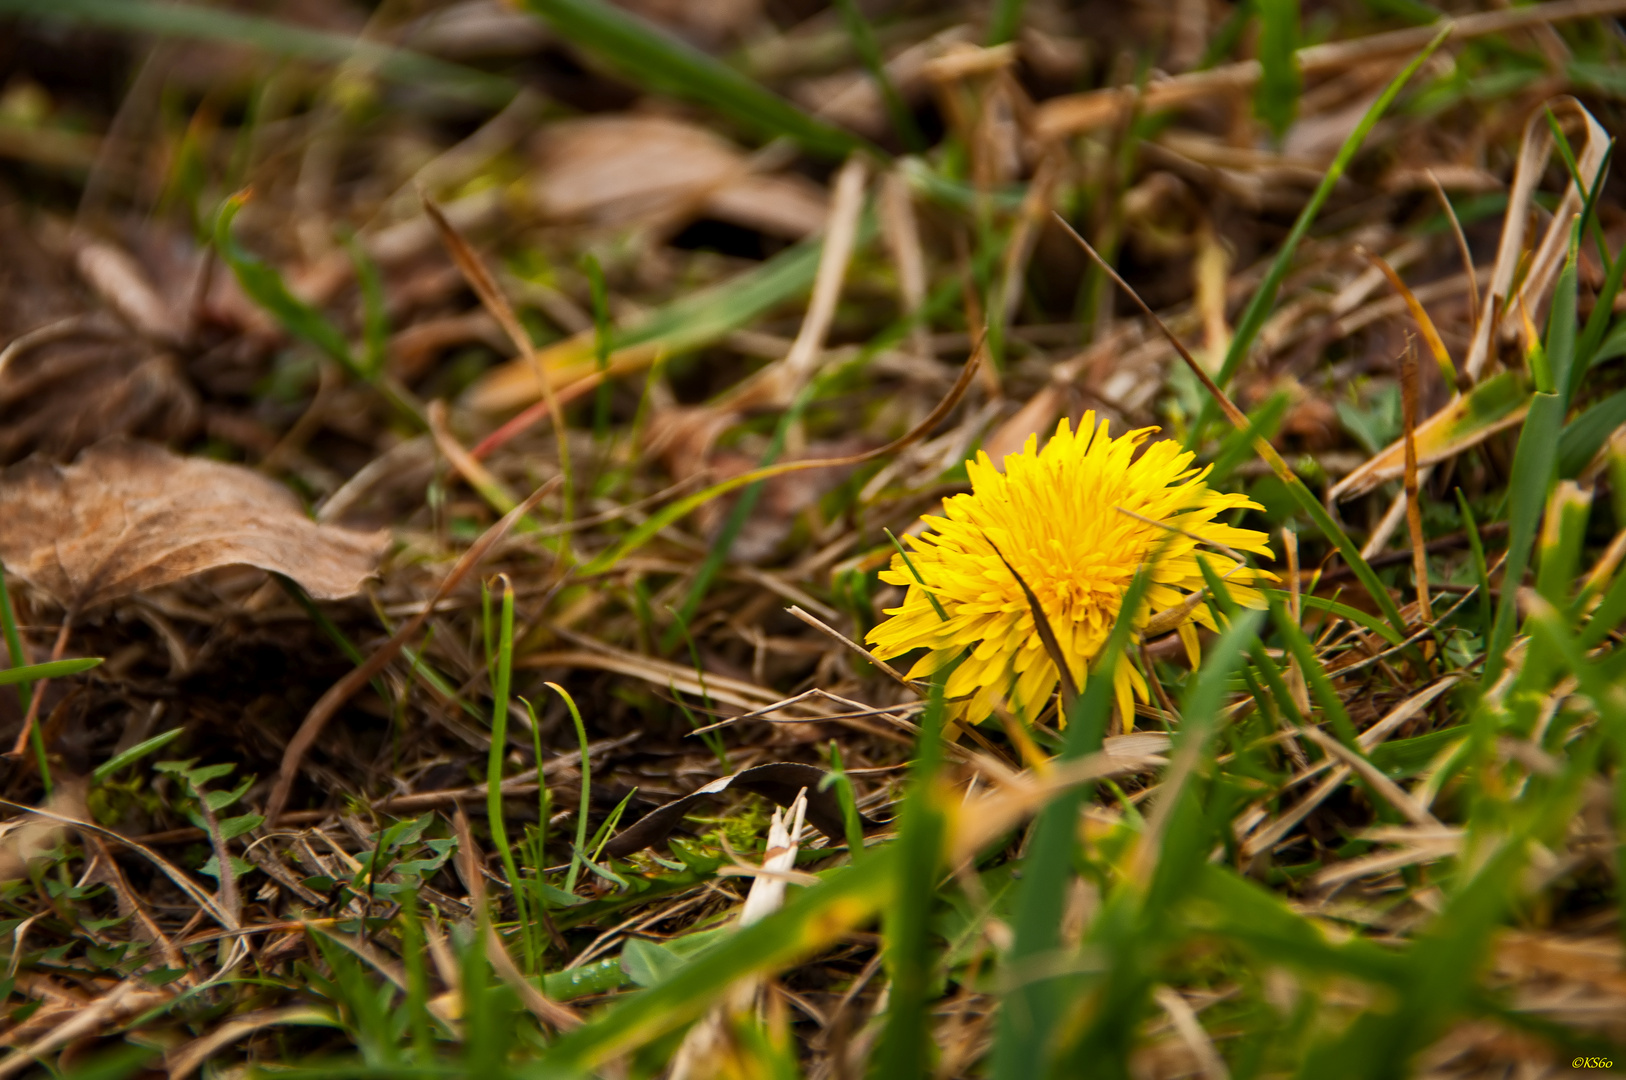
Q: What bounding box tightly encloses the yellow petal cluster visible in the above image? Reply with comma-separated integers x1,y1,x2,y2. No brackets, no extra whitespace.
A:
865,413,1273,727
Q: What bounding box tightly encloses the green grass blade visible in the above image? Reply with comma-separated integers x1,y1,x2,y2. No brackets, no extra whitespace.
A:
1055,612,1264,1073
549,682,593,897
485,577,533,971
1190,27,1448,447
214,195,358,378
873,679,949,1079
1281,469,1410,636
1558,386,1626,477
1456,489,1493,646
661,382,814,653
344,235,390,381
1547,225,1582,408
518,0,872,160
987,0,1028,45
833,0,923,151
1487,232,1581,684
92,727,184,785
824,740,868,857
991,568,1154,1080
1255,0,1302,140
1578,563,1626,650
0,564,32,711
530,847,897,1075
0,656,101,687
1149,610,1264,901
1270,590,1405,647
1266,592,1360,747
1577,210,1625,371
0,0,514,106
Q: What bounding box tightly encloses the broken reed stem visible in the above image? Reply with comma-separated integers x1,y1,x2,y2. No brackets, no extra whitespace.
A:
1401,339,1432,622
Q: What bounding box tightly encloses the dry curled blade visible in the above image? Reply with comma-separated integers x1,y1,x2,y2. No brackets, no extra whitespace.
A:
983,534,1080,712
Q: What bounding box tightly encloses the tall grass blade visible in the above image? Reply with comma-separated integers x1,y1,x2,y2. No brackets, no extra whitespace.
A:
1190,28,1448,446
215,195,357,377
549,682,593,896
1255,0,1302,139
485,576,533,970
0,564,28,711
991,567,1154,1080
833,0,924,151
986,0,1028,45
872,679,949,1079
1055,611,1263,1073
1486,229,1580,684
0,656,101,686
519,0,872,160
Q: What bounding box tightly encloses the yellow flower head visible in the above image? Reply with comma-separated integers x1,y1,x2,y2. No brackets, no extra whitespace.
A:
865,413,1274,727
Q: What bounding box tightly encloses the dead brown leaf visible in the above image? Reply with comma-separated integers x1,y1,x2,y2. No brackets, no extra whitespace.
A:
0,438,388,612
531,115,828,239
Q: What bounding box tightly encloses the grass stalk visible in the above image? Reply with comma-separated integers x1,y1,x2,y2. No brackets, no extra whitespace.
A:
485,575,534,972
549,682,593,896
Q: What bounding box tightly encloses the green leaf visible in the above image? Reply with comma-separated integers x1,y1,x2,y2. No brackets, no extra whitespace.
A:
205,774,255,811
199,855,254,881
619,938,685,988
217,814,264,841
0,566,30,712
1487,234,1582,683
1589,319,1626,367
518,0,871,160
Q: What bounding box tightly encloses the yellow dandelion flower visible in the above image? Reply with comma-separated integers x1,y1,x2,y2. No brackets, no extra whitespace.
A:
865,413,1274,728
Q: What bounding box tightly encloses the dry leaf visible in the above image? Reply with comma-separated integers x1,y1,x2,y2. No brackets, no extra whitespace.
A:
532,115,827,239
0,438,388,611
0,212,200,465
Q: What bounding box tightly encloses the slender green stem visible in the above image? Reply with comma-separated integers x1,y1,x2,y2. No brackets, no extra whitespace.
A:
0,564,30,712
832,0,923,151
548,682,593,896
485,576,532,971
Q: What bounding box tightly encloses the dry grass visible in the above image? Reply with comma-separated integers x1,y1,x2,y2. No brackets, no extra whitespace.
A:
0,0,1623,1076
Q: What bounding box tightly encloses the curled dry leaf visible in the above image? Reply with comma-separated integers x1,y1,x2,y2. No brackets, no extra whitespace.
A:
0,438,388,612
532,115,828,239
